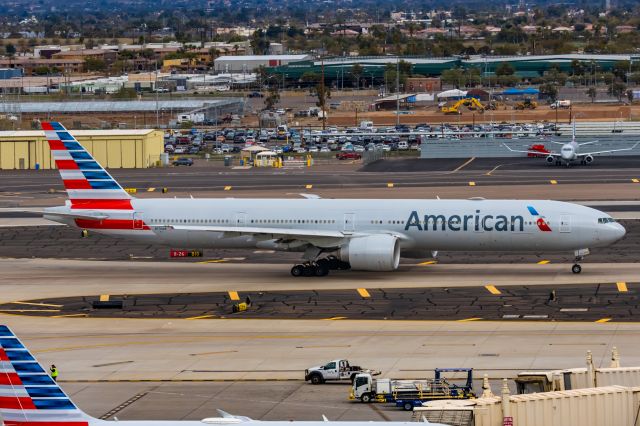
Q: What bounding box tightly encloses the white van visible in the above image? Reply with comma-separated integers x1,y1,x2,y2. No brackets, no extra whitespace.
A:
398,141,409,150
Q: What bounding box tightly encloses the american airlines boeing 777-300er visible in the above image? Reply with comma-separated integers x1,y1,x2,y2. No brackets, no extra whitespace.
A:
0,325,449,426
33,122,625,276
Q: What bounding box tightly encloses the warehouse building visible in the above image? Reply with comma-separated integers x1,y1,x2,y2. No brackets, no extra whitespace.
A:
0,129,163,170
214,54,311,73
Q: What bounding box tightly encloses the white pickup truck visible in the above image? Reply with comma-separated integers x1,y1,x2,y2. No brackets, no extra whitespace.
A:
305,359,381,384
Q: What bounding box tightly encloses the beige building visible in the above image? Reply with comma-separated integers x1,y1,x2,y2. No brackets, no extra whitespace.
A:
0,129,163,170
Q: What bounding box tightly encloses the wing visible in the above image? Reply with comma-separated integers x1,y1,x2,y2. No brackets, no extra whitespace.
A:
162,225,409,249
579,142,639,157
0,207,108,221
502,144,558,157
163,224,348,248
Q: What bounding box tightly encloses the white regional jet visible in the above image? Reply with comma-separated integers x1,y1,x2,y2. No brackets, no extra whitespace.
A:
0,325,449,426
503,122,638,166
38,122,625,276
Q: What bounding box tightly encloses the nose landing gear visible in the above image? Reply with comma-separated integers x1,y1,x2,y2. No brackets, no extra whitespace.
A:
571,249,589,274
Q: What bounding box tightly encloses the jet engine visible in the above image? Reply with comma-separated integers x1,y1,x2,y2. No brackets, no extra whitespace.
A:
546,155,555,164
584,155,594,164
339,235,400,271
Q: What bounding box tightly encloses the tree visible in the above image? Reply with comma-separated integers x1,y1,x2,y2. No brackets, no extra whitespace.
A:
264,84,280,110
351,64,363,89
495,62,515,76
84,58,106,72
315,81,331,114
539,83,558,101
608,81,627,102
586,87,597,103
441,68,464,88
5,43,16,57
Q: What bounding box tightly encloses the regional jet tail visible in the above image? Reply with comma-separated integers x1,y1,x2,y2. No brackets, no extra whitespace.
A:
37,122,626,276
0,325,448,426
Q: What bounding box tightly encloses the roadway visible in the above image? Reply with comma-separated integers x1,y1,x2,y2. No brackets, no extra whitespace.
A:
1,157,640,198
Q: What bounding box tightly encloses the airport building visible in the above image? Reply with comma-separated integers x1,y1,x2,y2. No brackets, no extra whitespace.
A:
0,129,164,170
269,53,640,85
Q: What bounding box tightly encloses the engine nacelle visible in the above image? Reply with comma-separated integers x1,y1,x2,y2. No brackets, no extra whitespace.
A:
339,235,400,271
546,155,555,164
584,155,594,164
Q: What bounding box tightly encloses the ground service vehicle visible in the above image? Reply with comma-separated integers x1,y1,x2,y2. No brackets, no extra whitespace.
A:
441,98,485,114
173,157,194,166
515,99,538,110
550,100,571,109
305,360,381,384
351,369,476,410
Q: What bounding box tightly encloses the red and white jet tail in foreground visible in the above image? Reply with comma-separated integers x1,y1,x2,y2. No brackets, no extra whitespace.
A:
0,325,92,426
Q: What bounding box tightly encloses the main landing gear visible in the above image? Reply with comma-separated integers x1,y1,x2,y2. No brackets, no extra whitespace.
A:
290,255,350,277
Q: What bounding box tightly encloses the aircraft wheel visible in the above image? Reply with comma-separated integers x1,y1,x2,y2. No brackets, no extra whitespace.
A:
302,264,316,277
337,261,351,270
315,264,329,277
291,265,304,277
572,264,582,274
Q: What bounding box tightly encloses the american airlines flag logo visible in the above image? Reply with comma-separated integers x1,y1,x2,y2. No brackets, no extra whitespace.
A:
527,206,552,232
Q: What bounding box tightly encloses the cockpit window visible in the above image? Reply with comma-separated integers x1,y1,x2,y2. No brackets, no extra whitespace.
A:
598,217,616,224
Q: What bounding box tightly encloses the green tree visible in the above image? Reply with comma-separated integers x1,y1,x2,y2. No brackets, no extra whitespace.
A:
495,62,515,76
84,58,106,72
315,81,331,113
351,63,363,89
608,81,627,102
5,43,16,56
586,87,597,103
539,83,558,101
264,84,280,110
441,68,465,88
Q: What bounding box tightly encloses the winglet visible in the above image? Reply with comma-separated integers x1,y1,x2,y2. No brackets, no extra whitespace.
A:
300,194,321,199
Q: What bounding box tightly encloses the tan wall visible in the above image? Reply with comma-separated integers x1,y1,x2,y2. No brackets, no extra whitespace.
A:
0,130,163,170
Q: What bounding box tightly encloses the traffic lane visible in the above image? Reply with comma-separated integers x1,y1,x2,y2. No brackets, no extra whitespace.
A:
0,219,636,263
2,159,640,193
1,283,637,322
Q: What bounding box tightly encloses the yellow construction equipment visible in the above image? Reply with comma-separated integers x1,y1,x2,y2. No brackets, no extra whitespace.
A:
514,99,538,110
441,98,485,114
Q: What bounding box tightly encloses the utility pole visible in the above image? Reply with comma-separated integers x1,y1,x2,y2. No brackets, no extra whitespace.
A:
321,53,326,130
396,56,400,127
155,61,159,129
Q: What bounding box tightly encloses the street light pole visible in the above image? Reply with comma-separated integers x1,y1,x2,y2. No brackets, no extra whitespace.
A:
396,56,400,127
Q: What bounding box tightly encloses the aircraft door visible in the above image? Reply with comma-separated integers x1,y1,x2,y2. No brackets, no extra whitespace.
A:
235,212,247,227
133,212,144,229
343,213,355,232
559,215,571,233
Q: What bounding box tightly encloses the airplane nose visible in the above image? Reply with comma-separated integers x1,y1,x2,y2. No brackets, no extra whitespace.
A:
615,223,626,240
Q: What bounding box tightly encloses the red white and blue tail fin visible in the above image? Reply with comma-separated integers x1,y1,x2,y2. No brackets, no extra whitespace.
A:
0,325,92,426
42,121,132,210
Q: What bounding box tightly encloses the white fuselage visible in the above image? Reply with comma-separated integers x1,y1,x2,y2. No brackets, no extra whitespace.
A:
44,198,625,256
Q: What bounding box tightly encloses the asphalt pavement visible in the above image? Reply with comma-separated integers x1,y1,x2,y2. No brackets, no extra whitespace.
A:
3,283,636,322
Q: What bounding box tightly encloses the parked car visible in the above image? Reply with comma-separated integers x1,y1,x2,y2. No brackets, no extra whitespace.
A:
336,152,362,160
248,91,263,98
173,157,193,166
